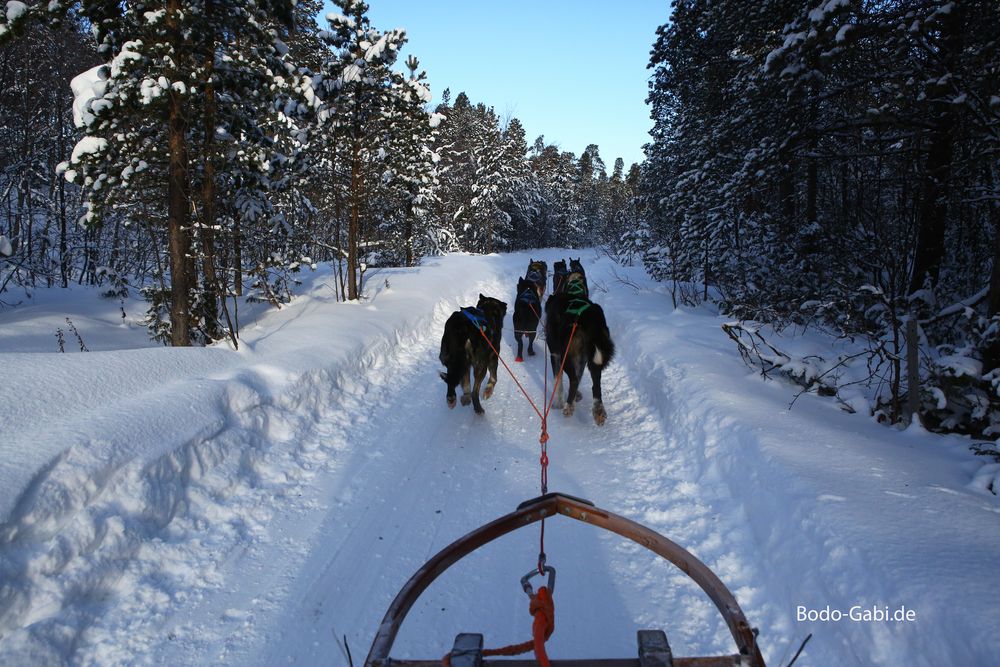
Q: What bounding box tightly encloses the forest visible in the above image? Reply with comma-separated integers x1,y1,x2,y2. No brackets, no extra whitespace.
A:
0,0,640,345
1,0,998,438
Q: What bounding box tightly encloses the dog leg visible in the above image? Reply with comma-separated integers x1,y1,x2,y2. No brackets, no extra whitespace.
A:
592,400,607,425
527,332,536,356
515,332,524,363
472,364,487,414
589,361,607,425
483,349,499,399
460,368,472,406
574,358,586,403
563,361,582,418
549,352,565,408
442,371,458,409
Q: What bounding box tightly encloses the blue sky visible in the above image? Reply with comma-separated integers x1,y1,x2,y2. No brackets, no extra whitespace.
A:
327,1,669,169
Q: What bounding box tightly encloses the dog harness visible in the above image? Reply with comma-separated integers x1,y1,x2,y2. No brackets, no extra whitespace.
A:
525,269,543,286
517,287,540,305
461,306,488,332
564,280,591,318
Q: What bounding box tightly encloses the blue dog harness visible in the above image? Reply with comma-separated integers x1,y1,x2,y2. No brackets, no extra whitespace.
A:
461,306,488,332
517,287,540,305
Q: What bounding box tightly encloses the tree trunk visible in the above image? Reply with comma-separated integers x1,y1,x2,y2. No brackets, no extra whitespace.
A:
166,0,192,346
58,108,68,288
348,137,361,301
200,35,221,340
985,165,1000,372
908,122,955,294
779,161,795,235
233,211,243,297
404,199,414,267
908,4,961,295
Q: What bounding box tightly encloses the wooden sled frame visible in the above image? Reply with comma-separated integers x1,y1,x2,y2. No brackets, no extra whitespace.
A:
364,493,766,667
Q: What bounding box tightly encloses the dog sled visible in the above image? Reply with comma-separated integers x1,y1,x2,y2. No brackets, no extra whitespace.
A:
363,492,766,667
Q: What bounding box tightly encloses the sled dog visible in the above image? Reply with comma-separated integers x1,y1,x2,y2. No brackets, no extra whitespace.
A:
544,280,614,424
439,294,507,414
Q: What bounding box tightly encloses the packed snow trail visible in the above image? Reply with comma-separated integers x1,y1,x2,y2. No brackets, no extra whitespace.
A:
1,252,998,666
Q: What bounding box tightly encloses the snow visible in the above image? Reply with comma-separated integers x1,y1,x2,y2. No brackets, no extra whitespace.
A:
1,252,997,666
109,41,144,80
71,66,107,129
140,77,164,104
808,0,849,23
0,234,11,256
341,63,362,84
326,12,356,29
69,136,107,164
4,0,26,22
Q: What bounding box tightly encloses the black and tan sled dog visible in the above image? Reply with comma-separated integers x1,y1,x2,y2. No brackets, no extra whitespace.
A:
544,280,614,425
513,277,541,362
525,259,548,299
439,294,508,414
552,259,569,294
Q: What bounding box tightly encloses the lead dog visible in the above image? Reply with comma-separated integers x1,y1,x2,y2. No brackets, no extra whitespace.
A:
544,280,614,425
526,259,548,299
567,257,589,297
552,260,569,294
439,294,508,414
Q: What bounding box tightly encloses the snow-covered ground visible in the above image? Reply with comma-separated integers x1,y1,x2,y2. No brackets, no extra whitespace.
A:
1,251,997,666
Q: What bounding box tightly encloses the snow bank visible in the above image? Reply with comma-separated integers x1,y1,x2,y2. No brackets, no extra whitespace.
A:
599,256,1000,666
0,257,511,663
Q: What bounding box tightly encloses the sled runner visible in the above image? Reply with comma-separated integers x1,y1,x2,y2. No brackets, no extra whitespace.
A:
363,492,766,667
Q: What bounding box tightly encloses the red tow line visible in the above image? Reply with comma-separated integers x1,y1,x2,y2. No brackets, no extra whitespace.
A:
452,316,577,667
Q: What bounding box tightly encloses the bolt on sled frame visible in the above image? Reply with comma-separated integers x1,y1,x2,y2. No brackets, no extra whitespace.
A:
364,493,766,667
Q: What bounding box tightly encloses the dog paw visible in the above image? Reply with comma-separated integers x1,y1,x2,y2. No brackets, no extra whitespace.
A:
593,402,607,425
447,396,456,409
528,348,535,356
515,356,523,362
474,405,485,415
575,391,583,403
460,395,471,406
562,402,576,417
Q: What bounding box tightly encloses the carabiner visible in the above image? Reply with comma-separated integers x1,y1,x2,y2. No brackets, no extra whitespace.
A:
521,565,556,597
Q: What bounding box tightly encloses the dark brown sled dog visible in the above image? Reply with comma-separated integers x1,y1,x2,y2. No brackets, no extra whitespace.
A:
544,281,614,425
439,294,507,414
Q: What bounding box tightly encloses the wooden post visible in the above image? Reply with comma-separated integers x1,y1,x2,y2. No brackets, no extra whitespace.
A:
906,318,920,424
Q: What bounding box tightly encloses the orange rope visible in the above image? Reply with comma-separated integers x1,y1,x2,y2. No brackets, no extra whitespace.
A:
477,328,544,421
442,309,574,667
442,587,554,667
543,322,578,421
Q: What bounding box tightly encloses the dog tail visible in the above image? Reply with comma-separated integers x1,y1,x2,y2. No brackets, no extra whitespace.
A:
589,308,615,368
439,319,467,387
